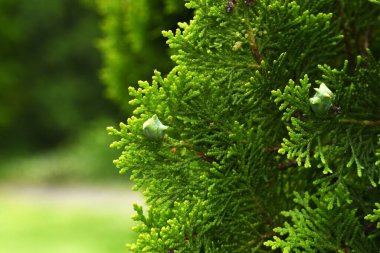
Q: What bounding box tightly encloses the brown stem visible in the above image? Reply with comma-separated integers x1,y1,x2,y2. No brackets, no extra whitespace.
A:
251,194,274,227
174,140,216,163
197,152,215,163
336,0,355,69
242,11,262,65
265,145,281,153
278,160,298,171
247,29,262,64
339,119,380,127
364,27,372,52
351,25,361,55
247,231,276,247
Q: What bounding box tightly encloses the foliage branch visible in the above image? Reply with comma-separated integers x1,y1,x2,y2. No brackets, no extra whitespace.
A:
107,0,380,252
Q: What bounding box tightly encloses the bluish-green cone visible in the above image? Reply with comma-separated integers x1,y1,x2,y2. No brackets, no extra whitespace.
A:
143,114,168,141
310,83,335,114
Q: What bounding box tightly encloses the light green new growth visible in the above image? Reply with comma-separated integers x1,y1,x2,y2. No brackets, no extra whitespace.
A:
365,203,380,239
107,0,380,252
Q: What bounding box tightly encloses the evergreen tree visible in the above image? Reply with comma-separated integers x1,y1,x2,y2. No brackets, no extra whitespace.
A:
108,0,380,252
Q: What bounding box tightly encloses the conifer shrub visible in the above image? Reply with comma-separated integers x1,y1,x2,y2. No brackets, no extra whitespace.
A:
108,0,380,252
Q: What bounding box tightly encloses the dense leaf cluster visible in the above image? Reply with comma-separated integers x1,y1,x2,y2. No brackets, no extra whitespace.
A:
109,0,380,252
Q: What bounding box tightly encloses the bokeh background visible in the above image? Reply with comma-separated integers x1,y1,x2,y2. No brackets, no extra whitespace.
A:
0,0,191,252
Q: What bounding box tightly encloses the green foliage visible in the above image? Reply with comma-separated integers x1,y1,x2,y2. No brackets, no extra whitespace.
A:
265,184,378,252
96,0,192,111
108,0,380,251
365,203,380,239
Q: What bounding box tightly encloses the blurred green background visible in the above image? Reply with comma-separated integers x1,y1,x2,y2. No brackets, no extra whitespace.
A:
0,0,121,181
0,0,190,252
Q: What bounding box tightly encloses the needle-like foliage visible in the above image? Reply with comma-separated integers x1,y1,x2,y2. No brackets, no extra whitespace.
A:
107,0,380,252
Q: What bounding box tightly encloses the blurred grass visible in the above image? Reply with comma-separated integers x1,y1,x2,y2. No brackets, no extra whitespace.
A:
0,118,139,252
0,186,140,253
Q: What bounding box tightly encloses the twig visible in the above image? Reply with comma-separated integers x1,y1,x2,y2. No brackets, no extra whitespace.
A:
278,160,298,171
242,10,262,65
364,27,373,52
247,29,262,64
336,0,355,69
265,145,282,153
339,119,380,127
